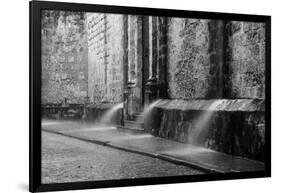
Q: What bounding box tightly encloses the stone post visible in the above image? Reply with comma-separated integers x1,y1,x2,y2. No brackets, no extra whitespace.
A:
144,77,158,105
122,15,129,121
150,17,158,79
157,17,168,99
208,20,225,98
127,81,136,119
144,17,159,105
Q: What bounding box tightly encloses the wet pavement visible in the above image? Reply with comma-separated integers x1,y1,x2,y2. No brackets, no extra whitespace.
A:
42,119,265,174
42,131,204,184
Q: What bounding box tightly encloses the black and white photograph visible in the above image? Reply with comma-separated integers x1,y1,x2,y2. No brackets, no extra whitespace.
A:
2,0,280,192
24,0,272,191
40,9,268,184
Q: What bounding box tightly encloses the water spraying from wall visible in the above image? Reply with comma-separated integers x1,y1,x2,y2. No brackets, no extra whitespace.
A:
188,100,223,145
99,102,123,126
136,99,162,123
145,99,161,118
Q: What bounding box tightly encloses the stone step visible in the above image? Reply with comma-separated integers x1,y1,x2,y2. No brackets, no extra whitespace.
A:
124,120,144,130
134,114,144,122
120,125,145,132
134,112,143,116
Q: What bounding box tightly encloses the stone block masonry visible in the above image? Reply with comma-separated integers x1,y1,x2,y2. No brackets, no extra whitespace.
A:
167,18,265,100
42,11,125,105
147,99,265,161
226,21,265,99
146,18,266,161
41,13,267,162
41,11,88,104
167,18,211,99
42,14,266,104
86,13,124,104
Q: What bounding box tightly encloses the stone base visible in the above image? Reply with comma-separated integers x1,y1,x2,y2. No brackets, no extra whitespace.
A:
85,103,123,126
146,99,265,162
41,104,84,120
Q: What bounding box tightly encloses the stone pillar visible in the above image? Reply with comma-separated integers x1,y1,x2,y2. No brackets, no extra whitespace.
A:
207,20,225,98
223,21,232,98
103,14,108,100
135,16,143,106
126,15,143,119
157,17,168,99
145,16,159,105
128,16,136,83
127,81,136,119
122,15,129,121
142,16,150,105
150,16,158,79
144,77,158,105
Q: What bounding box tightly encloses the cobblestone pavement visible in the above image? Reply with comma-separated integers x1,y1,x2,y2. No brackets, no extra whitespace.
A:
42,131,205,184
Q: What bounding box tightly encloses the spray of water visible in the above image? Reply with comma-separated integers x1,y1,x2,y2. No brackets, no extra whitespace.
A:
136,99,162,123
99,102,123,126
188,100,222,145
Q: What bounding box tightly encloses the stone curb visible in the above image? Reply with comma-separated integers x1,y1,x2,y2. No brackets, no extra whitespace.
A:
157,154,225,173
42,129,109,146
43,129,223,173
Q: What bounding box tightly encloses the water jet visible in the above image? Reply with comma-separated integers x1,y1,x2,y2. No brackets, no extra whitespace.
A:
99,102,123,126
136,99,162,124
188,100,223,145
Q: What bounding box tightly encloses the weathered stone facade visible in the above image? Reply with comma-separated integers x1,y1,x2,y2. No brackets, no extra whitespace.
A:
167,19,265,100
167,18,211,99
41,13,266,161
226,21,265,99
147,99,265,161
42,14,266,103
86,13,125,104
41,11,88,104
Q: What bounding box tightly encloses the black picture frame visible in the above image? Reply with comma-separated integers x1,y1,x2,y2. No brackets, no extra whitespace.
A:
30,1,271,192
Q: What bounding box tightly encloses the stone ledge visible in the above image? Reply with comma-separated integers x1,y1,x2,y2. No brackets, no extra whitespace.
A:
154,99,265,112
86,103,121,109
147,99,265,162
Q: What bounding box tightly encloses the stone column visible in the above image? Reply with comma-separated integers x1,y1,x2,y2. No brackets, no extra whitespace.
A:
208,20,225,98
135,16,143,106
223,21,232,98
157,17,168,99
150,16,158,79
122,15,129,121
126,15,136,119
142,16,150,104
128,16,136,84
126,15,143,118
103,14,108,101
145,16,159,105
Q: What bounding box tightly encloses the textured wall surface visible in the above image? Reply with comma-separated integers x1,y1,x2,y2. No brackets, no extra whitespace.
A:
127,15,143,116
146,99,265,161
167,18,211,99
41,11,88,104
42,15,266,104
86,13,124,104
226,21,265,99
167,19,265,100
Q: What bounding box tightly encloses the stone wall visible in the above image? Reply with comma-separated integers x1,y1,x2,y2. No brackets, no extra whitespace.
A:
166,19,265,100
42,14,266,104
41,11,88,104
147,19,266,161
126,15,144,116
86,13,124,104
85,103,123,125
167,18,213,99
226,21,265,99
146,99,265,161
